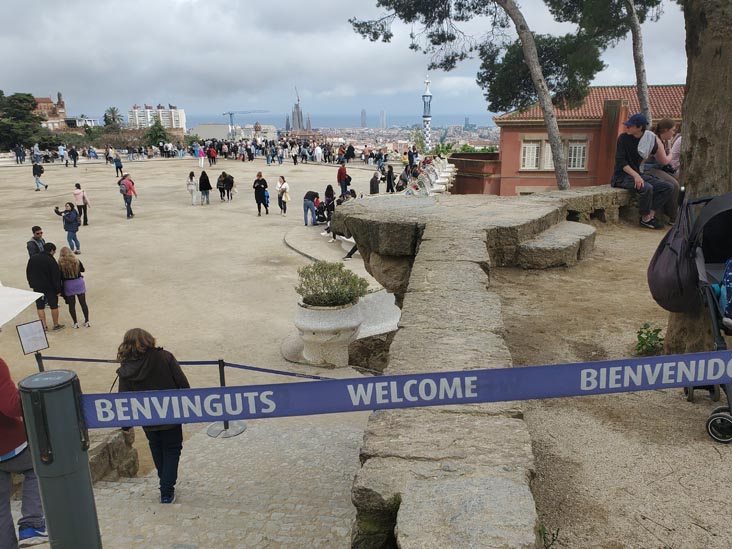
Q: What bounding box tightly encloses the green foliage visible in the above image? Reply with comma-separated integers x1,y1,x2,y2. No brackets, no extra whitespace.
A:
296,261,369,307
184,134,201,147
544,0,662,46
537,525,560,549
477,34,605,113
635,322,665,356
143,119,170,147
430,142,454,156
103,106,123,131
410,128,426,154
0,91,52,150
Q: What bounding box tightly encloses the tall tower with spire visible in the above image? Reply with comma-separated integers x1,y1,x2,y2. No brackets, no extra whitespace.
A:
422,75,432,152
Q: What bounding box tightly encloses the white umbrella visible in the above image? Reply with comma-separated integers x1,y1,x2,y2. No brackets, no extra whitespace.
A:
0,282,42,327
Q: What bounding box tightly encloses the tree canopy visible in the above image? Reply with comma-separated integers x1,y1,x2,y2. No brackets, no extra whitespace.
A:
0,92,53,150
477,33,605,113
143,119,170,146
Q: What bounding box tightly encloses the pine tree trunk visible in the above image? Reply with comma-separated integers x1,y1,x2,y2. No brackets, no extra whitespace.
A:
625,0,653,125
665,0,732,354
496,0,571,191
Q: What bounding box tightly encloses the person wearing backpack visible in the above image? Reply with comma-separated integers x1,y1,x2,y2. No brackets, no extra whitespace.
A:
32,162,47,191
119,173,137,219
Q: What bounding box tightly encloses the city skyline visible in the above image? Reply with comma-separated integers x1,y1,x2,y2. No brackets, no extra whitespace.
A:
2,1,685,121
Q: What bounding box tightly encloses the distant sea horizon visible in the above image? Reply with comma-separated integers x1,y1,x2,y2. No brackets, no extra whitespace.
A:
184,113,497,130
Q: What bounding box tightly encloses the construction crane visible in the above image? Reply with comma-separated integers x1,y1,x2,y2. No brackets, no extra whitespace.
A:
222,110,269,138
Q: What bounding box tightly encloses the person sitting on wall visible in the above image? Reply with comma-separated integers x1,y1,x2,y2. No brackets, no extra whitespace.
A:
610,113,673,229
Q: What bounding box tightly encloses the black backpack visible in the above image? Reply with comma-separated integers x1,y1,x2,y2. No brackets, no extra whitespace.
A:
647,196,701,312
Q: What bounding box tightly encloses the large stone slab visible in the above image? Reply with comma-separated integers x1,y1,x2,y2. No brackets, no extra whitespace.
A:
396,476,539,549
399,290,504,335
516,221,597,269
387,327,512,375
415,235,489,265
407,260,489,293
359,409,534,468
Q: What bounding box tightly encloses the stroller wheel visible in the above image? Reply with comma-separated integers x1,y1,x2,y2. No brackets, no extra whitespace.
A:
712,406,731,415
706,412,732,443
684,387,695,402
711,385,722,402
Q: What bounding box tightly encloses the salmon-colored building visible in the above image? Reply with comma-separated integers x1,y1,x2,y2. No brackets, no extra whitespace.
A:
452,85,684,196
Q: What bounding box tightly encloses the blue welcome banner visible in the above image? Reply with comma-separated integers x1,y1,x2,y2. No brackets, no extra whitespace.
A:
81,350,732,429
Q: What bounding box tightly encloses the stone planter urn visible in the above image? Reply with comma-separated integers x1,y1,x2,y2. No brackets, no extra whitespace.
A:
294,300,364,367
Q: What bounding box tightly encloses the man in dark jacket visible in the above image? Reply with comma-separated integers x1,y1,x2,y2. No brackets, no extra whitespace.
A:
0,357,48,547
26,226,45,258
31,162,47,191
26,243,64,331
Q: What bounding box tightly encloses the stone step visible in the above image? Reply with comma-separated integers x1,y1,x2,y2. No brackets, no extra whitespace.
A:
516,221,596,269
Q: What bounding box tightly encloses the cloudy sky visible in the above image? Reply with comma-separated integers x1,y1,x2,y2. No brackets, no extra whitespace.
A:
1,0,685,124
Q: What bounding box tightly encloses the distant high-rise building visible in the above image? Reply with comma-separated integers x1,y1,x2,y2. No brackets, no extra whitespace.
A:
422,75,432,151
285,114,291,132
464,117,469,130
306,114,311,131
361,109,367,128
292,100,304,132
128,103,186,132
380,110,386,129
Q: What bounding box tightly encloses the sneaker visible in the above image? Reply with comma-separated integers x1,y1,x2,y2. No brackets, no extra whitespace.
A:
18,526,48,547
34,188,40,192
83,321,91,328
328,238,337,243
52,324,65,331
160,493,176,504
45,185,48,189
74,250,81,255
343,256,351,261
72,323,79,329
320,231,329,237
723,317,732,330
640,217,663,229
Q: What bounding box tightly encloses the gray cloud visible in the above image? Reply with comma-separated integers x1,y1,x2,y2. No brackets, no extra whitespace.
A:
0,0,685,120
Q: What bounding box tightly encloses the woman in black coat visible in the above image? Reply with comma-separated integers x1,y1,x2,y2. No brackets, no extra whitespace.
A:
385,165,395,193
198,171,212,204
252,171,269,215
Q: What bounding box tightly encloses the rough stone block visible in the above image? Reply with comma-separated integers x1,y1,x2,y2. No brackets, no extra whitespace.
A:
359,249,413,296
398,290,504,335
387,327,512,375
396,476,539,549
407,260,488,293
344,215,422,256
516,221,596,269
359,409,534,469
415,236,489,265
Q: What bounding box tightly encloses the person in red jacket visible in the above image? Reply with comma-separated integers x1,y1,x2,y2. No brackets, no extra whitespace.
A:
0,358,48,547
336,161,349,198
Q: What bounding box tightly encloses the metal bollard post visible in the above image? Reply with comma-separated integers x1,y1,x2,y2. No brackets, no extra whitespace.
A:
18,370,102,548
206,358,247,439
34,351,45,372
218,359,229,431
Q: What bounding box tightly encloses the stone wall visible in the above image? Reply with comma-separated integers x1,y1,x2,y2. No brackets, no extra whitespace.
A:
334,187,633,548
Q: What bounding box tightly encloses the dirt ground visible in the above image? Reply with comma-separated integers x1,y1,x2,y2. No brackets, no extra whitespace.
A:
493,223,732,549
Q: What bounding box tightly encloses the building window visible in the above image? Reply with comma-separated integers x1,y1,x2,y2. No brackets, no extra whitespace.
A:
520,139,588,171
542,142,555,171
521,141,540,170
567,141,587,170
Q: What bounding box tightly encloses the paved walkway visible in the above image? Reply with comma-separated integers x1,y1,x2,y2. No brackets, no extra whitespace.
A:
2,157,380,548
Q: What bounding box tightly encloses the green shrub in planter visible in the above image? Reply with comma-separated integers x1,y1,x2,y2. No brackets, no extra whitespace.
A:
296,261,369,307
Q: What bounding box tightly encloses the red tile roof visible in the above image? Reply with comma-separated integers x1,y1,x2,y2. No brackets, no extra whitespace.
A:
34,97,54,104
494,85,684,122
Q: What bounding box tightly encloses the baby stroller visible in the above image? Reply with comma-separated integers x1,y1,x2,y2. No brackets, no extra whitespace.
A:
649,191,732,442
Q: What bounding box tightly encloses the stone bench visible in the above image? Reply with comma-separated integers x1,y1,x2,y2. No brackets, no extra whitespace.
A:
516,221,597,269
